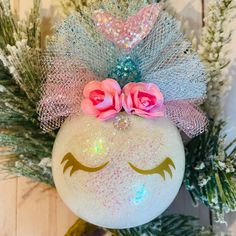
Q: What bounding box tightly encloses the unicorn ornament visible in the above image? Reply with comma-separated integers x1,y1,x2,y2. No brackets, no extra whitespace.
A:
39,3,207,229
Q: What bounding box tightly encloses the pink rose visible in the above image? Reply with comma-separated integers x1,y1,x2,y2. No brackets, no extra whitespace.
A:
122,82,165,118
81,79,122,120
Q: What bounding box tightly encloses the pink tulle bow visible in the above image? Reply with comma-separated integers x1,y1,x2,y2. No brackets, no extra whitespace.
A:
38,58,100,132
38,3,208,138
39,74,208,137
165,100,208,138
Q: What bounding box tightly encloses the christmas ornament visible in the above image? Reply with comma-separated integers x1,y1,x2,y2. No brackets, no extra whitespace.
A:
52,113,185,229
39,3,208,229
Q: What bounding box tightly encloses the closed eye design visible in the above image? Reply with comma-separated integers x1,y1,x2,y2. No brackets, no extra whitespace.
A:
128,157,175,180
61,152,109,176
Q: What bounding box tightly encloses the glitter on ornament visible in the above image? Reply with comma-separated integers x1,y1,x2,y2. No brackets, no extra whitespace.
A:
53,114,185,228
108,56,141,87
93,4,161,50
90,138,105,155
113,114,131,130
132,184,147,205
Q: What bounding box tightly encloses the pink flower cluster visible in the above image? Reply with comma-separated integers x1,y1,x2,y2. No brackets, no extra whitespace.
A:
81,79,165,120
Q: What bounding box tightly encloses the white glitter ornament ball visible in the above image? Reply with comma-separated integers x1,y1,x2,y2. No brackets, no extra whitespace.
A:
52,113,185,229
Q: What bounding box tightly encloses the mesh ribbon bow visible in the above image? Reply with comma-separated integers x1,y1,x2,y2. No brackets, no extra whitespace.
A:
38,3,208,138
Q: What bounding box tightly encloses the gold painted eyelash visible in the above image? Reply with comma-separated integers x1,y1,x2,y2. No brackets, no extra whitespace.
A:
61,152,109,176
128,157,175,180
61,153,175,180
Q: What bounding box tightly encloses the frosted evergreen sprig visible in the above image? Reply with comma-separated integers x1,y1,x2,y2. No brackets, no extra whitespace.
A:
112,215,213,236
198,0,236,118
60,0,162,18
0,0,17,48
185,120,236,222
0,60,54,186
0,0,40,50
65,214,214,236
0,0,55,185
0,0,42,104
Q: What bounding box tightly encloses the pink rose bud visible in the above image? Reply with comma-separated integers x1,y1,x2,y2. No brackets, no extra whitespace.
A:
81,79,122,120
122,82,165,118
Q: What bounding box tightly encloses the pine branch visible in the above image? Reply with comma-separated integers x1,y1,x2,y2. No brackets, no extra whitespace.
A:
65,215,214,236
0,0,18,48
0,0,55,186
185,120,236,222
198,0,236,118
0,0,42,104
112,215,213,236
0,60,54,185
60,0,163,18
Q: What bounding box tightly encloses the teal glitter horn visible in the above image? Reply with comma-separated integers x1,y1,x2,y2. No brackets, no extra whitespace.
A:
108,56,141,87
